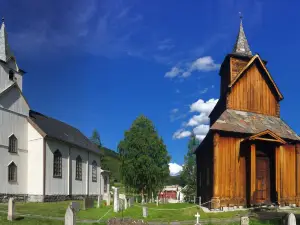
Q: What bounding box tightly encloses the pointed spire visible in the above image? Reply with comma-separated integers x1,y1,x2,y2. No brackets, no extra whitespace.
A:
232,13,252,56
0,17,15,62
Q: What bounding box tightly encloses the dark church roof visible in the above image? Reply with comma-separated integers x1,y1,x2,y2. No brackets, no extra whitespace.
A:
29,110,101,154
211,109,300,141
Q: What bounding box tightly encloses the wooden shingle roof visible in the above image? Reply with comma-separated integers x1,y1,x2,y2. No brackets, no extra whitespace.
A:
211,109,300,141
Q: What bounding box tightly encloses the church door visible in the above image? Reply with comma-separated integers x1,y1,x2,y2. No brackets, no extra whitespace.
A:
255,157,270,203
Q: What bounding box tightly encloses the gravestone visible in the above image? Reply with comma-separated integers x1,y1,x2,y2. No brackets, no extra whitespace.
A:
70,202,80,212
283,213,296,225
97,195,102,208
83,197,94,210
240,216,249,225
195,212,200,225
107,193,111,206
124,198,128,210
156,196,159,206
65,205,76,225
7,198,15,221
113,188,119,212
142,206,148,218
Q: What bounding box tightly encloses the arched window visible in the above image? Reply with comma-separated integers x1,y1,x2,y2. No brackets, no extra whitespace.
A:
76,155,82,181
53,150,62,178
8,162,17,182
92,161,97,182
8,134,18,153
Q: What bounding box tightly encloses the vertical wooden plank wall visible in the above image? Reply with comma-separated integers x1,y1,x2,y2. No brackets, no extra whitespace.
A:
296,144,300,206
280,144,296,205
227,63,279,117
250,144,256,204
275,146,281,203
216,135,246,206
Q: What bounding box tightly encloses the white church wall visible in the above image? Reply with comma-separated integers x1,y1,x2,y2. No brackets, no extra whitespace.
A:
88,152,101,195
0,63,23,92
45,139,69,195
70,147,88,195
0,86,29,116
27,122,44,196
0,108,28,150
0,107,28,194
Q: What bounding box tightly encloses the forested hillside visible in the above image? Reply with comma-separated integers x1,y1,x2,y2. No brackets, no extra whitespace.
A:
100,147,121,183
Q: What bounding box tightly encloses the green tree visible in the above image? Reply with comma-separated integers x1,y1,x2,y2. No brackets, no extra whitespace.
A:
90,129,102,148
118,115,170,200
180,132,200,199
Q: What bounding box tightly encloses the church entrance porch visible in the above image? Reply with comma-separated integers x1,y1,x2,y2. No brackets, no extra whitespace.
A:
246,140,281,206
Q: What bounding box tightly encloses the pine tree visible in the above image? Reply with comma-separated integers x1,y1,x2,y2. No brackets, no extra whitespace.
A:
118,115,170,199
180,132,200,199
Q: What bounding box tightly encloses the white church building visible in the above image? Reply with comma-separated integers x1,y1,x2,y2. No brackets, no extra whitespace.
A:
0,20,110,202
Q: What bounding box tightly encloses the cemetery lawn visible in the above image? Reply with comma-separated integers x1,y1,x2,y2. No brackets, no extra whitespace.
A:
0,201,284,224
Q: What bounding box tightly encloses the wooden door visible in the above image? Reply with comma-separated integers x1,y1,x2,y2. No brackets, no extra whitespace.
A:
255,157,270,203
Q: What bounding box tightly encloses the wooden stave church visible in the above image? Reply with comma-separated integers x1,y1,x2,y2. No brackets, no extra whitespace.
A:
194,19,300,209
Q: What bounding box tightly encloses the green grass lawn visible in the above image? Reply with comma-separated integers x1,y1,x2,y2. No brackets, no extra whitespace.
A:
0,201,285,224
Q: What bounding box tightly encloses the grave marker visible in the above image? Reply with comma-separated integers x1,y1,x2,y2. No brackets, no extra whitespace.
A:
7,198,15,221
241,216,249,225
283,213,296,225
113,188,119,212
70,202,80,212
142,206,148,218
65,205,76,225
195,212,200,225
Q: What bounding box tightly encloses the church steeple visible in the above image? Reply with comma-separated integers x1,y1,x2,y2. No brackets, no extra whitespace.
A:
232,14,252,57
0,18,16,63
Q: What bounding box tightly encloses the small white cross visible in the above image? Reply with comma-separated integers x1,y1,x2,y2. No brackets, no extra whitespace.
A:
195,212,200,224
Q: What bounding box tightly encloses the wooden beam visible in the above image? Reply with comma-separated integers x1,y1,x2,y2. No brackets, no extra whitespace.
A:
254,137,284,143
275,146,281,203
213,132,220,198
250,144,256,204
296,144,300,204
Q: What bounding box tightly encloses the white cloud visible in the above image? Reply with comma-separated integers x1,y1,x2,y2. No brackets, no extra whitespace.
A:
190,98,218,114
187,113,210,126
172,98,218,141
165,67,182,78
190,56,220,72
164,56,220,78
169,163,183,176
173,129,191,139
158,39,175,51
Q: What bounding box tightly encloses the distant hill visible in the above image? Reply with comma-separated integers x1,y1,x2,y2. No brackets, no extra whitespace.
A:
99,147,121,183
166,175,185,187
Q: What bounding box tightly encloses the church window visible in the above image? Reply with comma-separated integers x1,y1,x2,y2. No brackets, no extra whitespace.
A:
9,70,14,81
8,134,17,153
92,161,97,182
76,155,82,181
8,162,17,182
104,176,108,193
53,150,62,178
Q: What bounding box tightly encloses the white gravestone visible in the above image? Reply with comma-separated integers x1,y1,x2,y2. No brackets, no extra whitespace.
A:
107,193,111,206
143,206,148,218
65,205,76,225
283,213,296,225
7,198,15,221
70,202,80,212
113,188,119,212
156,196,159,206
97,195,101,208
124,198,128,210
241,216,249,225
195,212,200,225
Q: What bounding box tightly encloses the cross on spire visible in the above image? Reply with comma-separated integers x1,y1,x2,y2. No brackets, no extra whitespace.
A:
232,12,252,56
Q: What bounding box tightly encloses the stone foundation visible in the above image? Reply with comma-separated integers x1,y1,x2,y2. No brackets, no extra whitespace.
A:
0,194,28,203
0,194,99,203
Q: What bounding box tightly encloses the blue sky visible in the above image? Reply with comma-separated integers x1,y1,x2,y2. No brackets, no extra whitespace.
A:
2,0,300,175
